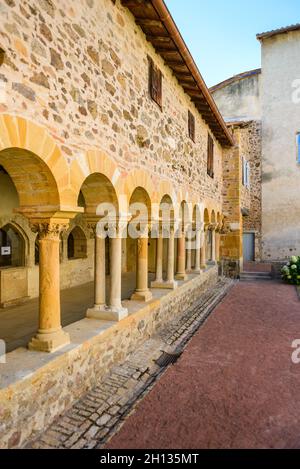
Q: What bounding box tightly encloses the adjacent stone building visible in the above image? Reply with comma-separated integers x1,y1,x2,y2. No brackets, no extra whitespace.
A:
212,24,300,269
211,69,262,267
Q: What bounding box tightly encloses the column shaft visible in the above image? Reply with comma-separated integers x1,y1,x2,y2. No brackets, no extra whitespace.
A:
95,236,106,306
87,234,107,319
211,229,216,263
166,229,177,289
131,236,152,302
176,233,187,280
200,231,207,269
194,229,201,273
151,232,170,288
29,224,70,353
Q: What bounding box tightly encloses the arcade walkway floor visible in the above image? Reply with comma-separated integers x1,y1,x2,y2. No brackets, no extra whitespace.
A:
0,272,154,353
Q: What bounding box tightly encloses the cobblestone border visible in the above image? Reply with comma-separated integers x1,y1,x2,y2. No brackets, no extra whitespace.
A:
29,278,234,449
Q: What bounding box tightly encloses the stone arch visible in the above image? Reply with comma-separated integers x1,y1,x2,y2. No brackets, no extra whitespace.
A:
193,204,202,228
204,208,210,225
127,186,152,274
0,114,70,209
0,148,60,209
123,169,156,216
70,149,121,211
211,210,216,224
78,172,119,215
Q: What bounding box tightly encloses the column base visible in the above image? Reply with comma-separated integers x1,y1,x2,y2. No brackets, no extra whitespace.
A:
87,305,128,321
86,304,107,319
193,268,201,274
131,290,153,302
175,273,187,281
28,328,70,353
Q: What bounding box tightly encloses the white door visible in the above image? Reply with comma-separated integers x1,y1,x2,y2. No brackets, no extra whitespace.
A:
243,233,255,262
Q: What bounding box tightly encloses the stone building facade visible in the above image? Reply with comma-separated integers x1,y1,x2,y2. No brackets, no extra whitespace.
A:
212,24,300,268
211,70,262,265
0,0,238,448
257,25,300,263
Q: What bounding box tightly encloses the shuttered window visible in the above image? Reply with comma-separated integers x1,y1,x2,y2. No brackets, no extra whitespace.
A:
207,133,214,178
188,111,195,142
148,56,162,108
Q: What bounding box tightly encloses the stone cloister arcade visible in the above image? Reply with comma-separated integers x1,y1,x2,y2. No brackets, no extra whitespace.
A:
0,115,222,353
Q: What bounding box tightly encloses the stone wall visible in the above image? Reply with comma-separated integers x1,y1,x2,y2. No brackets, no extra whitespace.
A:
239,121,262,261
211,70,262,123
0,0,223,205
0,267,218,448
260,30,300,261
221,141,243,277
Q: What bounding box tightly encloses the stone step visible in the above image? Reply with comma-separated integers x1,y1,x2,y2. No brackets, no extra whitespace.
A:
240,271,272,281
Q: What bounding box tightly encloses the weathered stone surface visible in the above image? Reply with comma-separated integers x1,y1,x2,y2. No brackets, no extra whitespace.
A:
87,45,99,65
30,71,50,88
50,48,63,70
12,82,35,101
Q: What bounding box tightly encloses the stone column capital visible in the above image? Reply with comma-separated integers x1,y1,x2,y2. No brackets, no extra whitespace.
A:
30,219,70,240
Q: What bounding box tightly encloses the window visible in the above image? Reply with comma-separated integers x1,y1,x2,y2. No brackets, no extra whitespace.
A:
242,157,250,188
207,133,214,178
0,224,24,268
67,227,87,260
297,133,300,163
188,111,195,142
148,56,162,108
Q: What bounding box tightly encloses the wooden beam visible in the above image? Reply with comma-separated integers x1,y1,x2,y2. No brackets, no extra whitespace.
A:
136,18,163,28
146,35,171,41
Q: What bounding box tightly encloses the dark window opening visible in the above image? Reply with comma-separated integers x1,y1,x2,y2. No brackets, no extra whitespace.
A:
67,227,87,260
0,224,25,268
207,133,214,178
188,111,195,142
148,56,162,108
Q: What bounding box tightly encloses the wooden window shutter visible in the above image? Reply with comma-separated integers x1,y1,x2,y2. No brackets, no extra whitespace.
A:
148,56,162,108
188,111,195,142
207,133,214,178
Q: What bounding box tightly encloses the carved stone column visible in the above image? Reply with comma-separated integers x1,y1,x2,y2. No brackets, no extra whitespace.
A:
186,226,192,273
175,228,187,280
165,225,177,289
28,220,70,353
215,228,220,262
131,228,152,302
151,229,163,287
106,215,128,320
200,227,207,270
194,227,201,274
211,223,217,264
86,221,107,319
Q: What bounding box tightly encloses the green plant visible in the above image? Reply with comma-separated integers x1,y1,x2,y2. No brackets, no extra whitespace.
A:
281,256,300,285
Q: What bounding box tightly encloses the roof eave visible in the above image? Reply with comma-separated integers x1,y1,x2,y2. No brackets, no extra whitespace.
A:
121,0,234,147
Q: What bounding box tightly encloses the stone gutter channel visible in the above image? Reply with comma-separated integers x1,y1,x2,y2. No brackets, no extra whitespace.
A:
29,278,235,449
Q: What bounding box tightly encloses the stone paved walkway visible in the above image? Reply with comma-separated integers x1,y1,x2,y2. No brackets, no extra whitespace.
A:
106,280,300,449
29,278,232,449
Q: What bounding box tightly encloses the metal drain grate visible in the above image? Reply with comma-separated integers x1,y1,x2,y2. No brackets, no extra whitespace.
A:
155,351,182,368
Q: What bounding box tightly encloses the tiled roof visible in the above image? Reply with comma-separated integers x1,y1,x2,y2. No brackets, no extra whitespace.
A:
257,23,300,40
210,69,261,93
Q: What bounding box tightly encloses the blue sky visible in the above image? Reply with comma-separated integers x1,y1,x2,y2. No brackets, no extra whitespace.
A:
165,0,298,87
